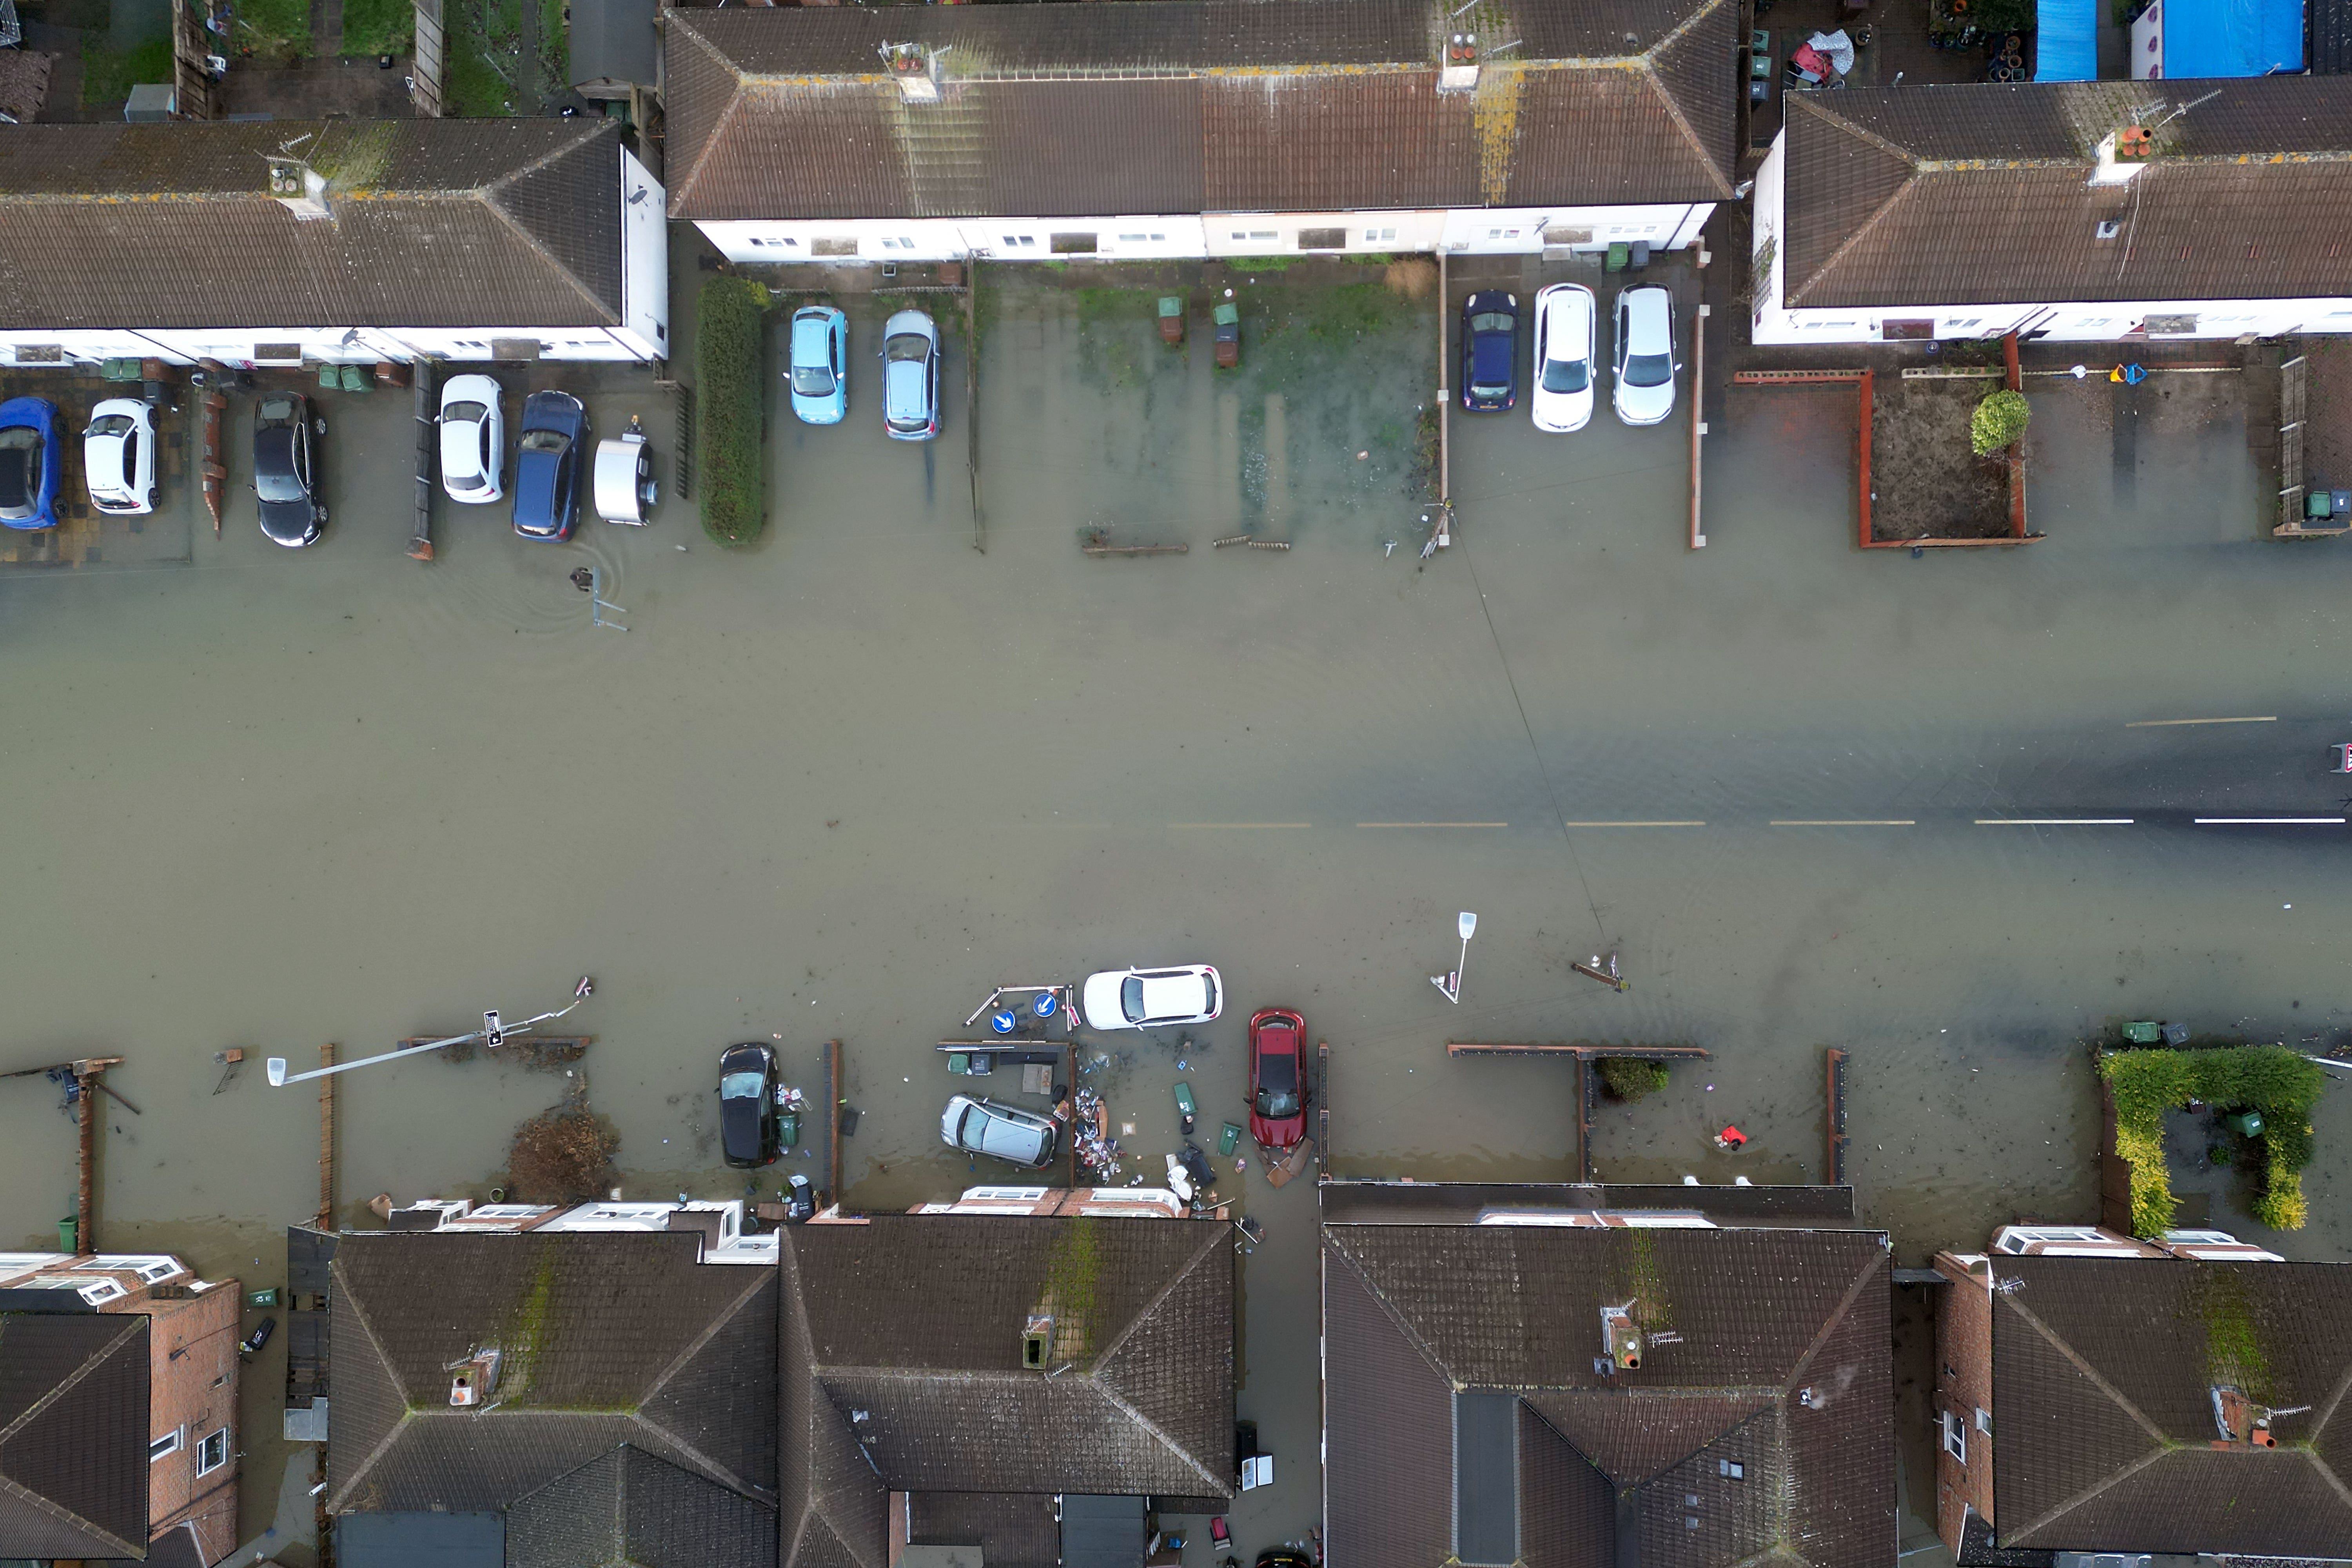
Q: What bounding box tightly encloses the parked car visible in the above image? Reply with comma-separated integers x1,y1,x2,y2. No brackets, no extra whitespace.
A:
1612,284,1680,426
81,398,154,515
1081,964,1221,1031
512,390,587,541
1458,290,1518,412
437,374,505,504
252,393,326,547
718,1041,782,1169
1530,283,1597,434
0,396,60,531
1247,1007,1310,1151
788,304,849,425
882,309,940,441
941,1094,1058,1169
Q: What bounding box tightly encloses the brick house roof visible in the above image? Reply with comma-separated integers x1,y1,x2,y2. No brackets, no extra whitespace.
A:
777,1216,1234,1568
0,1312,150,1560
1780,79,2352,310
1323,1221,1894,1568
1985,1256,2352,1555
326,1232,775,1529
663,0,1738,221
0,119,626,330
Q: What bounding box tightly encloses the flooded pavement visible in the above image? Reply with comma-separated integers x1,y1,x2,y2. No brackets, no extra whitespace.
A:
3,256,2351,1557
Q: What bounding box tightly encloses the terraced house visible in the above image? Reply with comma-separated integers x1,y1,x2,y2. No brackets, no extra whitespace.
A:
664,0,1738,266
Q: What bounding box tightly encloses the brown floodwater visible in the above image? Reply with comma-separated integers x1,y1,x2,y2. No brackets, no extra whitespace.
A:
4,260,2350,1561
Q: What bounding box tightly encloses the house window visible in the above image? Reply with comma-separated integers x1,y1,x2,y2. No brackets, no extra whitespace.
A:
1975,1408,1992,1435
1118,234,1151,243
1882,319,1934,341
14,344,62,363
1941,1410,1967,1463
1297,227,1348,250
196,1428,229,1476
998,234,1038,248
1049,233,1098,254
1718,1459,1745,1478
1366,227,1399,242
253,343,304,363
811,237,858,258
151,1428,183,1462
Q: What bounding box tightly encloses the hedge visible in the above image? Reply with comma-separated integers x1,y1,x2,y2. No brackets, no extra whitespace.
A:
1970,388,2031,456
697,277,771,546
2101,1045,2324,1234
1596,1058,1670,1103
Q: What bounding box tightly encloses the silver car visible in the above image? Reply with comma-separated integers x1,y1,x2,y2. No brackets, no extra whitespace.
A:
1612,285,1679,427
942,1094,1058,1168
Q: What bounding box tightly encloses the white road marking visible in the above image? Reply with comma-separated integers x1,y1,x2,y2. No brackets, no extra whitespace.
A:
1168,822,1312,829
1557,820,1706,828
1355,821,1508,828
2124,715,2278,727
1975,818,2134,826
1771,820,1915,826
2194,817,2345,825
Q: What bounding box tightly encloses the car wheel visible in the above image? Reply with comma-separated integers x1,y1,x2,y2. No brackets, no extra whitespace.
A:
314,418,328,435
315,505,328,525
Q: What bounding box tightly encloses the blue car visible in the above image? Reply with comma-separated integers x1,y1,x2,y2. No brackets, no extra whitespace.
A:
1458,290,1519,413
0,396,61,531
787,305,848,425
511,390,587,541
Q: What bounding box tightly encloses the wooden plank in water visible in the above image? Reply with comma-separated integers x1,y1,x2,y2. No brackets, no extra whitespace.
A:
1266,1138,1315,1189
1824,1047,1849,1185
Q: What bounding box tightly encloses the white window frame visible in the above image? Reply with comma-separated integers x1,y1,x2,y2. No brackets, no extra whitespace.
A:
195,1428,229,1476
1942,1410,1967,1463
1975,1407,1992,1435
151,1427,184,1463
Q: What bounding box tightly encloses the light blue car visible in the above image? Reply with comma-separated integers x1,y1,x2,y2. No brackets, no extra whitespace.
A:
787,304,848,425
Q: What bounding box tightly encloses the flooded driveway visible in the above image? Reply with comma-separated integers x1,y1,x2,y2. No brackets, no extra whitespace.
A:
2,257,2350,1559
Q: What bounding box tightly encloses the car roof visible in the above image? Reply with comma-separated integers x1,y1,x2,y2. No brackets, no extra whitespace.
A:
0,396,55,430
441,373,499,402
1463,290,1514,315
254,425,299,474
520,389,582,430
1540,286,1593,337
884,309,935,337
1622,286,1671,339
791,312,834,353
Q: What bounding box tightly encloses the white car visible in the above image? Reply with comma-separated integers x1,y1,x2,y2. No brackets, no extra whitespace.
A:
437,374,505,503
1612,285,1679,427
1081,965,1221,1031
81,398,154,515
1530,284,1596,434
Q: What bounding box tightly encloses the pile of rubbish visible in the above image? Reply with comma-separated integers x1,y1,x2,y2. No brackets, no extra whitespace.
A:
1072,1086,1122,1177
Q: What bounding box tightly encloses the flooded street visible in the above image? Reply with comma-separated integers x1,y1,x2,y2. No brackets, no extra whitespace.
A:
4,259,2352,1557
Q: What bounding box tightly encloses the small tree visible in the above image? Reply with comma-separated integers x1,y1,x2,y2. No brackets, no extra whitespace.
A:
1970,388,2031,456
1596,1058,1671,1103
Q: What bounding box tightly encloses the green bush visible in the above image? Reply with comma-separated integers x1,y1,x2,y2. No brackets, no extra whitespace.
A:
2101,1045,2325,1235
1970,388,2031,456
697,277,771,546
1597,1058,1670,1103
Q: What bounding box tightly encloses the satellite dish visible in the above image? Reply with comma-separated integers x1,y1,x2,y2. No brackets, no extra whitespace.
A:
1458,911,1478,941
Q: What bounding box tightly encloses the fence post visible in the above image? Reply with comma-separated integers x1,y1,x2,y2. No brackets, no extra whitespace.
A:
411,0,446,116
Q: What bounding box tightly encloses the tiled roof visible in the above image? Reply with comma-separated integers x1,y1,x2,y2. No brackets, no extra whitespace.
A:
1324,1222,1893,1568
907,1492,1060,1568
1321,1180,1859,1226
504,1444,777,1568
0,1313,149,1561
778,1216,1234,1568
2321,0,2352,73
0,119,625,330
1987,1256,2352,1555
664,0,1737,221
1780,80,2352,310
326,1232,775,1520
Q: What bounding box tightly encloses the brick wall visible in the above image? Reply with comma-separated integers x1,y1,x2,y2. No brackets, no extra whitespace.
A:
136,1282,242,1564
1932,1252,1994,1553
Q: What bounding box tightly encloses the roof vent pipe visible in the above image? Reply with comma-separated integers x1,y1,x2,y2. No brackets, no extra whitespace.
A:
2089,128,2151,187
266,156,332,221
1438,32,1479,94
882,42,941,103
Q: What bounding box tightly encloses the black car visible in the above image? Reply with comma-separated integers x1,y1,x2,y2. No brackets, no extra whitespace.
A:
253,394,327,546
512,389,587,541
1458,290,1519,413
718,1041,782,1169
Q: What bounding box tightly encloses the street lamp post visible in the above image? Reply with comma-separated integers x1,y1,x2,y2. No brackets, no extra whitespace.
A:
266,979,594,1087
1432,911,1476,1004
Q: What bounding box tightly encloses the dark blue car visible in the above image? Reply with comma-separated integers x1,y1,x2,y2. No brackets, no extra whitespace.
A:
0,396,61,531
512,390,587,541
1458,290,1519,413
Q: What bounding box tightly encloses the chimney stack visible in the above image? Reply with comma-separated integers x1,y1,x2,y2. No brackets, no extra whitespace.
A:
1438,33,1480,93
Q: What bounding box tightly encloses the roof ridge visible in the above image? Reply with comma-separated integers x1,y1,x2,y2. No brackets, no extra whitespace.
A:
2303,1441,2352,1517
1091,1218,1227,1372
1996,1289,2169,1446
483,119,610,194
482,136,621,326
1782,1243,1886,1390
642,1264,775,1405
324,1265,414,1512
1619,1403,1782,1495
1324,1232,1456,1387
0,1470,143,1557
2308,1344,2352,1443
1784,139,1921,309
1997,1439,2170,1545
1083,1372,1229,1496
0,1315,143,1445
665,18,749,214
1794,92,1927,165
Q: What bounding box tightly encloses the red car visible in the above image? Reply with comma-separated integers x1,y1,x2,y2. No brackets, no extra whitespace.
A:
1247,1008,1310,1151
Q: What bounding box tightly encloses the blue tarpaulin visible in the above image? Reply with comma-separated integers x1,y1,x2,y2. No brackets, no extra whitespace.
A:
2161,0,2306,74
2036,0,2098,78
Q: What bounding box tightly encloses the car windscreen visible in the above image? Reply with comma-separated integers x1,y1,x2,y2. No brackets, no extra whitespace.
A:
792,361,836,398
258,397,296,423
254,430,305,503
443,401,487,426
89,414,136,438
719,1071,765,1101
1624,351,1673,389
1469,312,1514,334
520,428,571,456
885,332,930,363
0,429,37,515
1541,356,1590,394
1121,975,1147,1022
